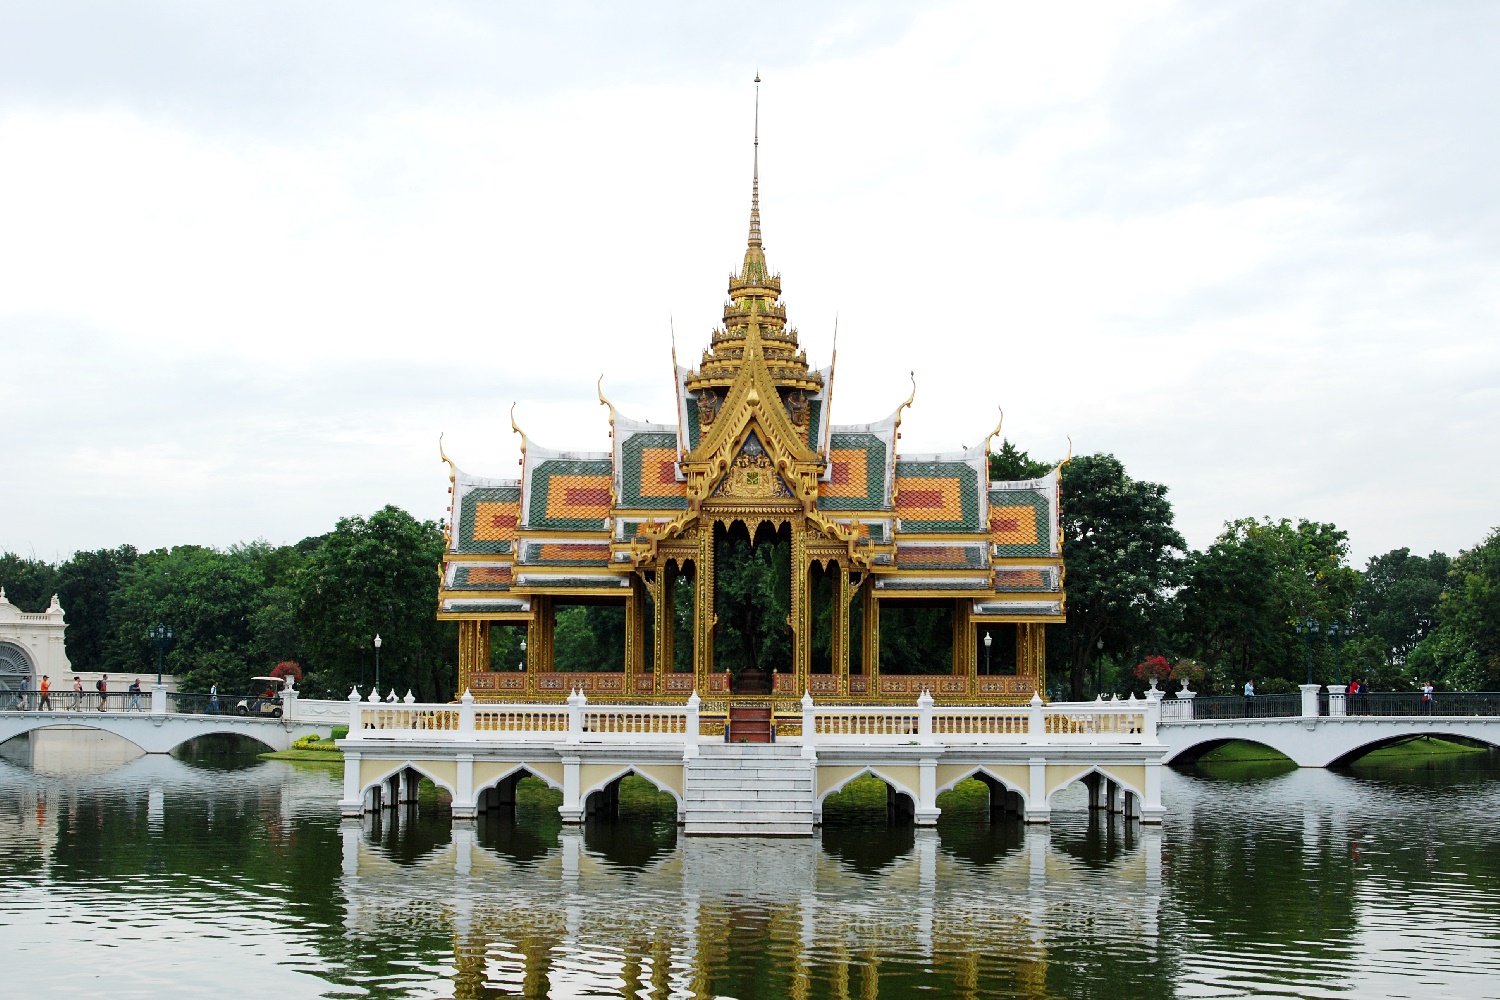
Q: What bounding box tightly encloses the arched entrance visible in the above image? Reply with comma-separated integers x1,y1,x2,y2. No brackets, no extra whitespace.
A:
0,642,34,694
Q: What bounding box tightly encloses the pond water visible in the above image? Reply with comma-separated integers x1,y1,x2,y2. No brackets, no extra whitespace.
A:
3,730,1498,999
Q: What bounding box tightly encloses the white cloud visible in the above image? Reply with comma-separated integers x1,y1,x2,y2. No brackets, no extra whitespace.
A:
2,0,1497,565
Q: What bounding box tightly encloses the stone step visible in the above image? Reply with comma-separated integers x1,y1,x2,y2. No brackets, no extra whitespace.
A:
685,780,811,793
684,810,815,827
686,796,814,810
697,743,805,759
684,821,814,836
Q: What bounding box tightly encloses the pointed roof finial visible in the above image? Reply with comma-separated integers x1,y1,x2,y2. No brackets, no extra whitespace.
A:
749,72,762,251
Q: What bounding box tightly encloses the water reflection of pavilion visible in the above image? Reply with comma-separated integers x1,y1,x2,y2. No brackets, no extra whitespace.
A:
338,814,1162,998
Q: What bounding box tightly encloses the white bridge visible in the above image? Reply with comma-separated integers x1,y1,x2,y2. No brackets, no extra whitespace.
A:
0,685,338,754
1158,684,1500,767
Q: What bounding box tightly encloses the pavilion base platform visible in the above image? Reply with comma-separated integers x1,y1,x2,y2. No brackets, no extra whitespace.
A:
331,689,1170,834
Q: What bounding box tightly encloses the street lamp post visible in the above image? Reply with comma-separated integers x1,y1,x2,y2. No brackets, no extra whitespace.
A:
1294,618,1322,685
149,624,173,686
373,634,383,695
983,630,992,675
519,637,527,671
1095,637,1105,697
1327,621,1347,686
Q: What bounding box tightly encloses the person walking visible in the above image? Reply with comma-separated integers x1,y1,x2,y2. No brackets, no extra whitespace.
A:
128,678,143,712
72,675,83,711
208,683,219,714
96,674,109,711
1421,680,1434,715
38,675,51,712
1243,678,1256,717
15,674,29,710
1347,677,1361,716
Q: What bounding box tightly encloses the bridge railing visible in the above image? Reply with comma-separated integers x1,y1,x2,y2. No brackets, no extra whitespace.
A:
1175,694,1302,720
342,690,691,743
4,689,155,712
1343,691,1500,717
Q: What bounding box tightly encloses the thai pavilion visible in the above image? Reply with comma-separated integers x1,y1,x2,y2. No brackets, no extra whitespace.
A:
436,103,1065,737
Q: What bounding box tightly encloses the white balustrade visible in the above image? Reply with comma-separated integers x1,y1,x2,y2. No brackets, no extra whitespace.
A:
334,691,1160,747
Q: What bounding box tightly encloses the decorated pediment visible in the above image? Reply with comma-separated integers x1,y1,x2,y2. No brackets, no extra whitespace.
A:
712,432,794,500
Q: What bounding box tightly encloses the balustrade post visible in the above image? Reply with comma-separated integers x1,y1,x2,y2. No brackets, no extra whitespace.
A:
801,691,816,758
917,688,934,743
281,679,298,722
1027,692,1045,744
151,683,167,717
1327,684,1348,717
403,690,416,705
347,687,363,737
1299,683,1322,719
567,688,586,742
1144,685,1162,741
460,688,475,735
685,691,701,759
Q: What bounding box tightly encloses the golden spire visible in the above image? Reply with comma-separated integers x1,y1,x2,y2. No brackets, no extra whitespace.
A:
748,73,762,251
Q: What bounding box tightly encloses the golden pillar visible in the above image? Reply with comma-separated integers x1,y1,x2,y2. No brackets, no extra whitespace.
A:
525,596,553,697
834,561,851,696
456,619,490,697
1020,622,1047,697
792,522,809,696
695,527,714,693
862,585,879,696
654,568,673,696
625,576,646,681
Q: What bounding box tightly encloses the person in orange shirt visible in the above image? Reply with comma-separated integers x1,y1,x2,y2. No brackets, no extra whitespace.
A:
38,674,51,711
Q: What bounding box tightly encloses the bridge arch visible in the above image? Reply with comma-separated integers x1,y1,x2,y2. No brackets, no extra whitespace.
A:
1165,737,1284,767
578,765,684,812
935,764,1030,816
1327,732,1500,768
1045,764,1145,812
358,758,460,802
816,765,920,816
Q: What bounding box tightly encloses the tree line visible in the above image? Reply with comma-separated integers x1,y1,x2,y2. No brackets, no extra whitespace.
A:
3,446,1497,699
989,443,1499,698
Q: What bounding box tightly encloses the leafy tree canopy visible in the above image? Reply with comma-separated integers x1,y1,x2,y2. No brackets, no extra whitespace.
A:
296,506,451,700
1057,454,1185,699
988,439,1054,481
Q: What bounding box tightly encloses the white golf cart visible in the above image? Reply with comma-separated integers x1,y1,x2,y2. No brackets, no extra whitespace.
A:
235,676,286,717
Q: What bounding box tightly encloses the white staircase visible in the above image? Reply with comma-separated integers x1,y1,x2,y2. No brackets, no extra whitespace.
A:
684,743,816,836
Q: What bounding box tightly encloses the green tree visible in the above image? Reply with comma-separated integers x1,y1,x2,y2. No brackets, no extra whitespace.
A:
55,545,138,672
0,552,60,611
1352,548,1450,686
105,545,267,691
1058,454,1185,699
1409,528,1500,690
1176,518,1361,691
988,439,1053,481
296,506,452,700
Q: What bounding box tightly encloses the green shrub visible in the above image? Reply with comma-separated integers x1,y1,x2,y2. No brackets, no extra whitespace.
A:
331,725,349,740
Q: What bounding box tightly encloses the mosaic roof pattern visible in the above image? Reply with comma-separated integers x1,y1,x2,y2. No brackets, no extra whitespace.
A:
455,483,521,555
442,598,530,613
993,567,1061,592
895,543,988,570
820,432,889,510
520,542,612,567
452,565,513,591
988,484,1053,557
874,577,992,591
525,458,613,531
894,460,983,533
619,431,687,510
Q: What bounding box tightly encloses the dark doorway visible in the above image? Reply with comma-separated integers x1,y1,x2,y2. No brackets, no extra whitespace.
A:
713,520,792,689
879,599,954,675
552,600,625,672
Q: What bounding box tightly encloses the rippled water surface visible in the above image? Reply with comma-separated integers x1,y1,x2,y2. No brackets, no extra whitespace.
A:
3,731,1499,999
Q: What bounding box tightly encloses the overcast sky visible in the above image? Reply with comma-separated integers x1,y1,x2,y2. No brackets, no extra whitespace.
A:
2,1,1497,567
